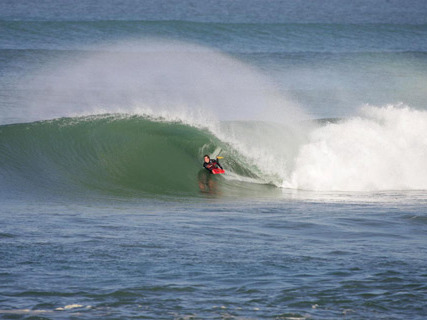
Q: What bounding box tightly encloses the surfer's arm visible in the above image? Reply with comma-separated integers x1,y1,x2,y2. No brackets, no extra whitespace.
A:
203,162,213,172
215,159,223,169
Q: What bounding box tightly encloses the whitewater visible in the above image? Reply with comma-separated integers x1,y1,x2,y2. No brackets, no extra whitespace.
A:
1,1,427,319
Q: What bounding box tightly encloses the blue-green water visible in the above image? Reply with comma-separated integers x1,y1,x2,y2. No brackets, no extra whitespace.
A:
1,1,427,319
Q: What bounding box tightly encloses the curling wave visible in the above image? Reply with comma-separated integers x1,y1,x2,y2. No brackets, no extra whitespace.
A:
0,115,266,198
1,105,427,198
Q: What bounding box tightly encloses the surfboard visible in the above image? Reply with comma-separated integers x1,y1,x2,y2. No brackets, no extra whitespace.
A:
212,168,225,174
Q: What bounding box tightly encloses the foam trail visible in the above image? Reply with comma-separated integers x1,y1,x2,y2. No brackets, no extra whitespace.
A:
287,105,427,191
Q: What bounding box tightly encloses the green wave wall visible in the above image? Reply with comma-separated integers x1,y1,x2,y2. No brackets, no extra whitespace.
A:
0,115,250,197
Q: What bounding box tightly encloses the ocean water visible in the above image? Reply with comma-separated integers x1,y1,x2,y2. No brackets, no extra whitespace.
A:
1,1,427,319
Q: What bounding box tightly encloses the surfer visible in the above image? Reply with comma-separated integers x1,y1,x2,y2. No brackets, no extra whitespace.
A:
198,155,224,193
203,155,223,173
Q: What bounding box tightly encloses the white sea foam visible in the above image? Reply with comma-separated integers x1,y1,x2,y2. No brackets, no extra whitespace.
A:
55,304,84,311
286,105,427,191
0,309,52,314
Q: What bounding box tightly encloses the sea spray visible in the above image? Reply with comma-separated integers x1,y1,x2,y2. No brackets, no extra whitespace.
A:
22,40,303,126
216,120,309,186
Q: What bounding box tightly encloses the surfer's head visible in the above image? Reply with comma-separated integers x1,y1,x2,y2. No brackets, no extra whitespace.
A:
204,155,210,163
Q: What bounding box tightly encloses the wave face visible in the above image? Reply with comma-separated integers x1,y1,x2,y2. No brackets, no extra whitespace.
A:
0,116,235,197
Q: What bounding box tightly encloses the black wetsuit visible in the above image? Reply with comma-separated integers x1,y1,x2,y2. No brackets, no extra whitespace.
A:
203,159,222,173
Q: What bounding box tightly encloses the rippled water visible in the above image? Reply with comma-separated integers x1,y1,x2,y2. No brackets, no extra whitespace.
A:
1,195,426,319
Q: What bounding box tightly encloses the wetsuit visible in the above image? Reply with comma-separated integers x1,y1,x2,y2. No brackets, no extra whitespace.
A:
203,159,222,173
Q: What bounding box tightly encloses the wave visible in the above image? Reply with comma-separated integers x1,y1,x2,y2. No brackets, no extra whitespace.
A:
1,106,427,199
0,115,269,198
2,39,427,197
0,40,301,199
